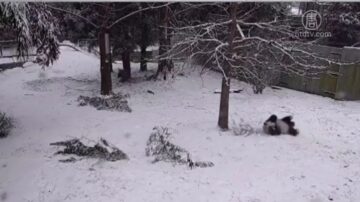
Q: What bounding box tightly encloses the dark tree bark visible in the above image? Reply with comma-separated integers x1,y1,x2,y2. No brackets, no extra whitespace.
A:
156,6,167,79
109,52,113,73
117,26,132,82
140,9,148,72
166,28,174,72
140,45,147,72
218,4,237,130
155,5,172,80
121,50,131,82
99,28,112,95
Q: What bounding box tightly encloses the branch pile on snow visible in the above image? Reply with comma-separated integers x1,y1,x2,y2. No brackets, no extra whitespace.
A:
232,119,255,136
50,138,128,162
146,127,214,168
0,112,14,138
78,93,131,112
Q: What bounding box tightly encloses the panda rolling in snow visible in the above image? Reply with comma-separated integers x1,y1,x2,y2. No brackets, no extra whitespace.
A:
263,115,299,136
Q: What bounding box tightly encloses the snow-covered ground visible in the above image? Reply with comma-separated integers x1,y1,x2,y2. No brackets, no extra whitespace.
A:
1,47,360,202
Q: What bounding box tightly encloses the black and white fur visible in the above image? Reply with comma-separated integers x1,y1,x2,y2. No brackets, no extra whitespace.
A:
263,115,299,136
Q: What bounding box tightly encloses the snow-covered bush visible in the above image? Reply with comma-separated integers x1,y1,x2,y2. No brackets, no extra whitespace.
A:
78,92,131,112
0,112,14,138
146,127,214,168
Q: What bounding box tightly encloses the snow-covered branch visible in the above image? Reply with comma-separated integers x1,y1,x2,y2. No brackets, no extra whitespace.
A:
160,5,352,92
47,4,99,28
108,3,174,29
47,4,99,29
0,2,60,66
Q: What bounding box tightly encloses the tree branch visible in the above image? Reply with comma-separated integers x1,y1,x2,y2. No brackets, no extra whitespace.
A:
108,2,173,29
47,4,99,29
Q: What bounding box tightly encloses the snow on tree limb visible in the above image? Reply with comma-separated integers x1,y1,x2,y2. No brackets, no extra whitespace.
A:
159,2,358,88
47,4,99,29
0,2,60,66
108,3,174,29
0,3,32,59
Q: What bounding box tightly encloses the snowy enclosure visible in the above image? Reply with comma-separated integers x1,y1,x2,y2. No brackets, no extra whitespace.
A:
0,46,360,202
1,2,360,202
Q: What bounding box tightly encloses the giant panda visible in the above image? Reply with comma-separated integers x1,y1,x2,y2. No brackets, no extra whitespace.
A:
263,114,299,136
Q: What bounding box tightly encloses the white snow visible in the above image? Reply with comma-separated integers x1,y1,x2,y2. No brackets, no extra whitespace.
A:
290,7,301,16
1,46,360,202
134,45,159,52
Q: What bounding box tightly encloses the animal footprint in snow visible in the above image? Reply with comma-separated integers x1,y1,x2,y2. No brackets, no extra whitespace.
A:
124,133,132,139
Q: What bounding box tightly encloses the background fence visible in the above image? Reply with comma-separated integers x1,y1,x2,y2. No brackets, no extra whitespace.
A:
278,44,360,100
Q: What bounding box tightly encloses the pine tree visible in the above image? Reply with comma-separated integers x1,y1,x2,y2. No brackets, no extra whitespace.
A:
0,2,60,66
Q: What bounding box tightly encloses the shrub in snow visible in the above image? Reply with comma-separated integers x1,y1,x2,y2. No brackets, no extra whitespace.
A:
0,112,14,138
50,138,128,162
78,92,131,112
232,119,255,136
146,127,214,168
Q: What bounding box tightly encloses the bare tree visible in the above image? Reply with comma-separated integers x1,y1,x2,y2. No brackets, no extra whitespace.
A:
162,2,343,130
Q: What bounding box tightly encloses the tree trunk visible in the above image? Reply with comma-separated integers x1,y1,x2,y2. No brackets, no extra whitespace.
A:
217,4,237,130
155,5,171,80
121,50,131,82
109,52,113,73
166,29,174,73
140,8,148,72
140,45,147,71
99,28,112,95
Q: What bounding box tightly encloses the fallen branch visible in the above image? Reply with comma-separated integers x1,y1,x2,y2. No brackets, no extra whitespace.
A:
232,119,255,136
214,89,243,94
50,138,128,162
146,127,214,169
147,90,155,95
78,93,132,112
